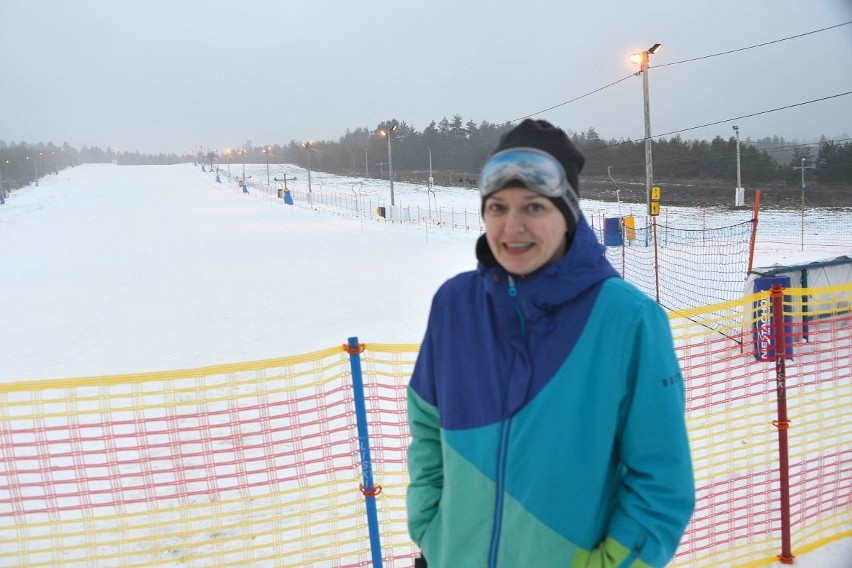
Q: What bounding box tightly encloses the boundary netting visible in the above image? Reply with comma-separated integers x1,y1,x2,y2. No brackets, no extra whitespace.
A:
668,283,851,567
0,346,379,567
1,284,849,567
205,165,851,320
592,217,754,311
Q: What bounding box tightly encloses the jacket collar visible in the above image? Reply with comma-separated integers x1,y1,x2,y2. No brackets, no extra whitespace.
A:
476,214,618,316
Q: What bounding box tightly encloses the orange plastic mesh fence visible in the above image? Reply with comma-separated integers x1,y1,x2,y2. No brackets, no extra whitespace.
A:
0,285,849,567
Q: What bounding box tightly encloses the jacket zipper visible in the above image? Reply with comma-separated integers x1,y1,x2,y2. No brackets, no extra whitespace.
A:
487,419,512,568
507,275,525,336
488,275,523,567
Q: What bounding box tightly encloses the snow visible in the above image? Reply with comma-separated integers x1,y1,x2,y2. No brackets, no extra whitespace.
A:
0,163,849,566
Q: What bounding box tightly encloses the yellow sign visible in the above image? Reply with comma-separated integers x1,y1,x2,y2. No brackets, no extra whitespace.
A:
624,215,636,240
649,185,662,216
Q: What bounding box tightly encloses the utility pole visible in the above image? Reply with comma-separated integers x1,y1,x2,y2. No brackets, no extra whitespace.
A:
733,126,744,206
792,157,816,251
428,147,434,189
630,43,661,215
381,125,398,206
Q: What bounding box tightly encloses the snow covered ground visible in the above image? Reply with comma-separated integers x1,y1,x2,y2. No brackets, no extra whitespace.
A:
0,163,849,566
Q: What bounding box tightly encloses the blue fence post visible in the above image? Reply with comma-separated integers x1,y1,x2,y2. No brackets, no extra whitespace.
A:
346,336,384,567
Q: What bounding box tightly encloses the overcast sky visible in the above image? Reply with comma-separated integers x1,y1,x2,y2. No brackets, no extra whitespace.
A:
2,0,851,155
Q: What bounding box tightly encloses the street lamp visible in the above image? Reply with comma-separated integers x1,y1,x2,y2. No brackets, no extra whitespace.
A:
27,155,39,186
262,146,273,187
630,42,662,215
303,141,314,193
380,124,398,206
733,126,743,206
239,149,247,185
792,157,816,250
224,149,232,179
428,147,434,189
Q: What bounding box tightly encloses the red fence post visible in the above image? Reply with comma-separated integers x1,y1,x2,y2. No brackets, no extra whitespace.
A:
747,188,761,274
652,216,660,303
771,283,794,564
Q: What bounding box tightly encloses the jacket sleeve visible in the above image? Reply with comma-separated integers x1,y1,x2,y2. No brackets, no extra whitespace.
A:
599,300,696,568
406,330,444,547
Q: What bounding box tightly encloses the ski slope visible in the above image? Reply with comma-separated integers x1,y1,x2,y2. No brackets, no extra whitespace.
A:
0,163,849,566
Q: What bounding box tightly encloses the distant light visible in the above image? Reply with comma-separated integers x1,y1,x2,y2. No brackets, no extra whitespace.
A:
629,52,644,65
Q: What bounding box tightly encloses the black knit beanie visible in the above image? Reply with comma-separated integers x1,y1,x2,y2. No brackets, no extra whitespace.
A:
481,119,584,228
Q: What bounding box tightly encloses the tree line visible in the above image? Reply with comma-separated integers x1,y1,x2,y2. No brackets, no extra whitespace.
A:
3,117,851,193
263,116,852,188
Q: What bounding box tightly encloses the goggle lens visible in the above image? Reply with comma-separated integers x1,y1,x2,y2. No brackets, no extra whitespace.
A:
479,147,578,219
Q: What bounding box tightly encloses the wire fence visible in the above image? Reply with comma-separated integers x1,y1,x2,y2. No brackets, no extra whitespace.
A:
207,164,849,319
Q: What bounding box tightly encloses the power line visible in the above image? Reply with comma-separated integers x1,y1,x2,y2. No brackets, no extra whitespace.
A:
583,92,852,152
508,21,852,130
653,92,852,139
507,73,635,123
654,21,852,68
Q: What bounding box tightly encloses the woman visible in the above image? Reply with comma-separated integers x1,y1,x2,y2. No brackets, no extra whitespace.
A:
406,119,694,568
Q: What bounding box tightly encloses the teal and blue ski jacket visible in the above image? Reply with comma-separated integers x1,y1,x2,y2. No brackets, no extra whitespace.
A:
407,215,694,567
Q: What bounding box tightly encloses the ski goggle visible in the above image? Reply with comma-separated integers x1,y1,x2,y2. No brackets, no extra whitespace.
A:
479,147,579,221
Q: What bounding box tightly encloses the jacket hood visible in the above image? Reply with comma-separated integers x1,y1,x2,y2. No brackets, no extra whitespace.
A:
475,214,618,317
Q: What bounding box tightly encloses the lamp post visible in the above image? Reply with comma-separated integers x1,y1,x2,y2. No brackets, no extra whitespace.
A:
27,155,39,186
365,148,369,179
303,141,313,193
1,159,8,202
380,125,398,206
792,157,816,250
733,126,741,190
630,43,661,215
263,146,273,187
733,125,743,205
224,150,232,179
428,147,434,189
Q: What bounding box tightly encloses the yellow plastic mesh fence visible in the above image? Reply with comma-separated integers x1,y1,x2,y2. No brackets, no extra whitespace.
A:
0,346,376,567
668,283,851,567
0,284,849,567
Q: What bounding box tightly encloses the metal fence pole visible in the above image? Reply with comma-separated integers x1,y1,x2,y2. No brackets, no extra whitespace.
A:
345,337,384,567
770,285,794,564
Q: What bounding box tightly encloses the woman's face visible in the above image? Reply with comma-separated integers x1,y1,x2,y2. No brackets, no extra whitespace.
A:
483,187,567,276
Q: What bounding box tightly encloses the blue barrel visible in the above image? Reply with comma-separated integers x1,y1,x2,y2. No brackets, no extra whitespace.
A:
604,217,622,246
752,276,793,361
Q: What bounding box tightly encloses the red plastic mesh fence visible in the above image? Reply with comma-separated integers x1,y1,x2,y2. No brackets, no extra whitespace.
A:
0,346,374,567
668,283,851,567
0,285,849,567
